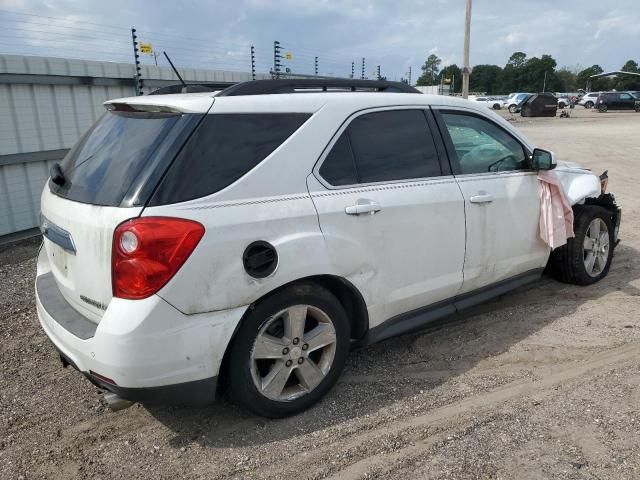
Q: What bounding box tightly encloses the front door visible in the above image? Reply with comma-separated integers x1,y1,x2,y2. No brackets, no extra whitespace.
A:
434,108,549,295
308,107,466,328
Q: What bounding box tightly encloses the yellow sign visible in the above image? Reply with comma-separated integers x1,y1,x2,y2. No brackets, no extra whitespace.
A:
444,77,451,84
284,52,293,60
139,42,153,54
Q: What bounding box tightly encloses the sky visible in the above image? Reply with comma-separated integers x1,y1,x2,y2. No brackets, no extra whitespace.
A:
0,0,639,81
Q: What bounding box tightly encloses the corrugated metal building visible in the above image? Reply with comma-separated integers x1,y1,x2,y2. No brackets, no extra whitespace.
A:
0,54,268,238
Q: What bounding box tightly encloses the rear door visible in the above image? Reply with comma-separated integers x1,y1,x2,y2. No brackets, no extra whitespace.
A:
434,108,549,295
309,107,466,327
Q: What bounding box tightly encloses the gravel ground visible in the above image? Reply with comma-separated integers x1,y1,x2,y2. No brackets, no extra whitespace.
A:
1,107,640,479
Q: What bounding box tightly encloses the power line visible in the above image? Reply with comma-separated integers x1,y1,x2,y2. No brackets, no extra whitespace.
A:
0,9,126,30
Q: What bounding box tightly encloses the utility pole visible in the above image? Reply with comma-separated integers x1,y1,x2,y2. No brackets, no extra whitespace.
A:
351,61,355,79
314,56,318,76
408,66,412,85
376,65,381,80
462,0,472,99
361,57,365,80
250,45,256,80
130,27,143,95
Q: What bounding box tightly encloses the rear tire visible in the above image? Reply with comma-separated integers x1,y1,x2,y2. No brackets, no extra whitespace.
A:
548,205,614,286
225,283,350,418
558,102,566,109
598,104,607,113
584,101,593,109
635,104,640,112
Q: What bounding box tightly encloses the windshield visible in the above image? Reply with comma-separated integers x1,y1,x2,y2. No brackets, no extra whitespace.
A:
50,111,199,206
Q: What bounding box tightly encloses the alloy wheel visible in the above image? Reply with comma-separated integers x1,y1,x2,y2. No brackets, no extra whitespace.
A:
250,305,337,401
583,218,610,278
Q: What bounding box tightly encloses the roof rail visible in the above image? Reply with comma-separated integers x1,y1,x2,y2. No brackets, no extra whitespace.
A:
148,83,229,95
217,79,420,96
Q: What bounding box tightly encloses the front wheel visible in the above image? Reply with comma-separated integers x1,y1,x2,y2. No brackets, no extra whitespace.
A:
548,205,615,285
558,102,566,109
598,104,608,113
584,101,594,109
225,283,350,418
508,104,517,113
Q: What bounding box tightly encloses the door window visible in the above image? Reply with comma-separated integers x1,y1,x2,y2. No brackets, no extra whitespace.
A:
318,109,442,186
440,113,528,174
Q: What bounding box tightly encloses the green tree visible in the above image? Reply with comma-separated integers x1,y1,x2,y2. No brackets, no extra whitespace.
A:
416,53,442,86
522,54,559,92
469,64,503,94
507,51,527,68
555,67,577,92
576,65,611,91
501,51,527,92
438,64,462,93
615,60,640,91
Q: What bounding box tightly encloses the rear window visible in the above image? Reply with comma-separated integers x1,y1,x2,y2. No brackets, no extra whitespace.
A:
51,111,195,206
149,113,310,205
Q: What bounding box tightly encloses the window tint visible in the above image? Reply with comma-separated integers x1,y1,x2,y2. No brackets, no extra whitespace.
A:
620,93,632,100
441,113,527,174
151,113,310,204
346,110,441,183
318,133,358,186
50,111,186,206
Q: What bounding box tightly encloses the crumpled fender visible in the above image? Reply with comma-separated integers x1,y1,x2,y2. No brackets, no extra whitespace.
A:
553,164,601,206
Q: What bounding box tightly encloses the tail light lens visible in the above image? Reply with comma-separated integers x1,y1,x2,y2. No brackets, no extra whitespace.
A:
112,217,205,299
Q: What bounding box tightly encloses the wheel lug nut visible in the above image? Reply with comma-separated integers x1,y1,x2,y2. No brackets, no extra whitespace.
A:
292,337,300,345
285,360,292,367
282,347,289,355
302,343,309,351
298,357,304,364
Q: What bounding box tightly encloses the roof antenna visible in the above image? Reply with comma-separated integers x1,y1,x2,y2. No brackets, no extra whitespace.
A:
163,51,186,89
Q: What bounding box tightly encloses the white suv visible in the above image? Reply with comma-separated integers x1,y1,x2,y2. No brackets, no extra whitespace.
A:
578,92,600,108
36,79,621,418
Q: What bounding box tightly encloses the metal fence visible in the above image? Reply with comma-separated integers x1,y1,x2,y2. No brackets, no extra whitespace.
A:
0,53,270,238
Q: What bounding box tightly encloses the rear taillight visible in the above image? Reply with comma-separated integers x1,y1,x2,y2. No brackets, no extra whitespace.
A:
112,217,205,300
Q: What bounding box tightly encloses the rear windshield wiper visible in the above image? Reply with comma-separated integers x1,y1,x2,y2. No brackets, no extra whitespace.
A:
50,163,66,186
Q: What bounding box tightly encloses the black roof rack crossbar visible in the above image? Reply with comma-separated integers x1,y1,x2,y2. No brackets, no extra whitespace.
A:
217,79,420,96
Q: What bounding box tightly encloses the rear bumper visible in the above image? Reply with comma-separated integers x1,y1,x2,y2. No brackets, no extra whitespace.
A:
56,345,217,406
35,247,247,406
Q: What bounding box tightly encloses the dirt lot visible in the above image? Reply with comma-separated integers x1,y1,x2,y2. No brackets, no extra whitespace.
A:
2,107,640,480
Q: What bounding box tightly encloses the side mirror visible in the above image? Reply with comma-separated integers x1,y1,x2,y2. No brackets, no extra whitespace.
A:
531,148,556,170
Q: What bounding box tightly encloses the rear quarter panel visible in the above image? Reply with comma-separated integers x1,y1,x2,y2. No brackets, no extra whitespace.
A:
145,195,341,315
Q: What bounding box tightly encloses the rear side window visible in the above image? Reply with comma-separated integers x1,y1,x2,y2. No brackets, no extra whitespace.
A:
319,109,442,186
318,134,358,186
150,113,310,204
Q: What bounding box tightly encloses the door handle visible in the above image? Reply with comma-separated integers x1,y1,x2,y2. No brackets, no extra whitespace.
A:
345,200,382,216
469,193,494,204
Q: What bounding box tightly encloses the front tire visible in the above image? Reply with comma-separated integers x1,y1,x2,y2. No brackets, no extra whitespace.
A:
508,104,517,113
584,101,594,109
548,205,615,285
225,283,350,418
598,104,607,113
